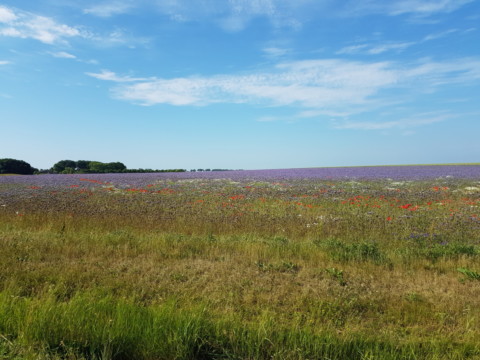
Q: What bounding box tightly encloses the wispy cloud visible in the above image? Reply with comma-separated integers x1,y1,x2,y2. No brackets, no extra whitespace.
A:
87,59,397,107
333,112,451,130
0,60,12,65
0,5,83,44
262,47,290,58
0,5,147,48
87,57,480,116
0,5,17,22
50,51,76,59
423,28,458,41
336,25,472,57
388,0,475,16
83,1,135,17
344,0,475,17
256,116,280,122
402,58,480,86
337,42,414,55
152,0,325,32
86,69,149,82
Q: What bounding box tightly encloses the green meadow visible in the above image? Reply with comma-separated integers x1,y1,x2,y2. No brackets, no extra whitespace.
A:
1,175,480,359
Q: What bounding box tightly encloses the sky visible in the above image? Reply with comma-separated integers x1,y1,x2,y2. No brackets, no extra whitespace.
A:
0,0,479,170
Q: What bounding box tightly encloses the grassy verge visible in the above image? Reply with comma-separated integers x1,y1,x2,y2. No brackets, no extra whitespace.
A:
0,289,478,360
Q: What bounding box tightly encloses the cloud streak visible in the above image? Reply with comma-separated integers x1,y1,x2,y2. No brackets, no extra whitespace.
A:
87,57,480,119
50,51,76,59
88,59,398,108
333,112,451,130
345,0,475,17
337,42,415,55
83,1,135,17
387,0,475,16
0,5,146,48
84,0,325,31
86,69,151,82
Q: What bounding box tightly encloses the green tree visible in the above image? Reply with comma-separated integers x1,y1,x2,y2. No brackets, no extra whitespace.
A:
75,160,91,171
88,161,107,173
105,162,127,172
88,161,126,173
52,160,76,173
0,158,37,175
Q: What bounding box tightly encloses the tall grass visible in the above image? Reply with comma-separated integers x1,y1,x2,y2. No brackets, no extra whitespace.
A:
0,290,477,359
1,177,480,358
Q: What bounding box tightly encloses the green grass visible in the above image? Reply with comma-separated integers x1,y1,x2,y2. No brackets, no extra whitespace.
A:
0,290,478,360
1,177,480,358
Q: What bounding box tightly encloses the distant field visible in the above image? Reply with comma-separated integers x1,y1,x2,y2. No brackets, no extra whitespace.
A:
318,163,480,168
1,166,480,359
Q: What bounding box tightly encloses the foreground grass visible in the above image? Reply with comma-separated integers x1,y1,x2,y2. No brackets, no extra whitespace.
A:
1,177,480,359
1,289,478,360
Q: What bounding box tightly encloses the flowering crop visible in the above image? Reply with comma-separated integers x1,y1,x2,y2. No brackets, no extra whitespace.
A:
1,166,479,241
1,166,480,359
1,165,480,189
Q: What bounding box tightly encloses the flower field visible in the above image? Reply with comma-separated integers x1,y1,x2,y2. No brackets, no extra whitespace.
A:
1,165,480,359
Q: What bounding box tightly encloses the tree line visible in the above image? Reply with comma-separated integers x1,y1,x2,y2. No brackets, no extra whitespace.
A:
0,158,38,175
0,158,186,175
0,158,237,175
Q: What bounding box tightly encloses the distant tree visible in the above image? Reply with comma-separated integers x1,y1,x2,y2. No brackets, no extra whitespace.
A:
75,160,91,171
0,158,37,175
88,161,126,173
88,161,107,173
106,162,127,173
62,167,75,174
52,160,76,173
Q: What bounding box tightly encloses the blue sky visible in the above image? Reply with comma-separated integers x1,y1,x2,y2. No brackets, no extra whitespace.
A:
1,0,479,170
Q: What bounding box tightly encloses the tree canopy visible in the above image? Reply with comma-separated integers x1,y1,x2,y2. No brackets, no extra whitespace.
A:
51,160,127,174
0,158,37,175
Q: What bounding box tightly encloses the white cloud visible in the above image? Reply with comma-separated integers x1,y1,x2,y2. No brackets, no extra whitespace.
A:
367,42,415,54
336,44,369,55
0,5,83,44
50,51,76,59
388,0,475,16
86,69,149,82
402,58,480,86
88,59,398,108
262,47,290,57
87,58,480,122
153,0,323,31
337,42,414,55
0,60,11,65
423,28,458,41
0,6,17,22
344,0,475,17
83,1,135,17
0,5,144,47
333,113,450,130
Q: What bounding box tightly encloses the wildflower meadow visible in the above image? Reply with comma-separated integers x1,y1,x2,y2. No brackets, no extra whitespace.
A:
1,165,480,359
